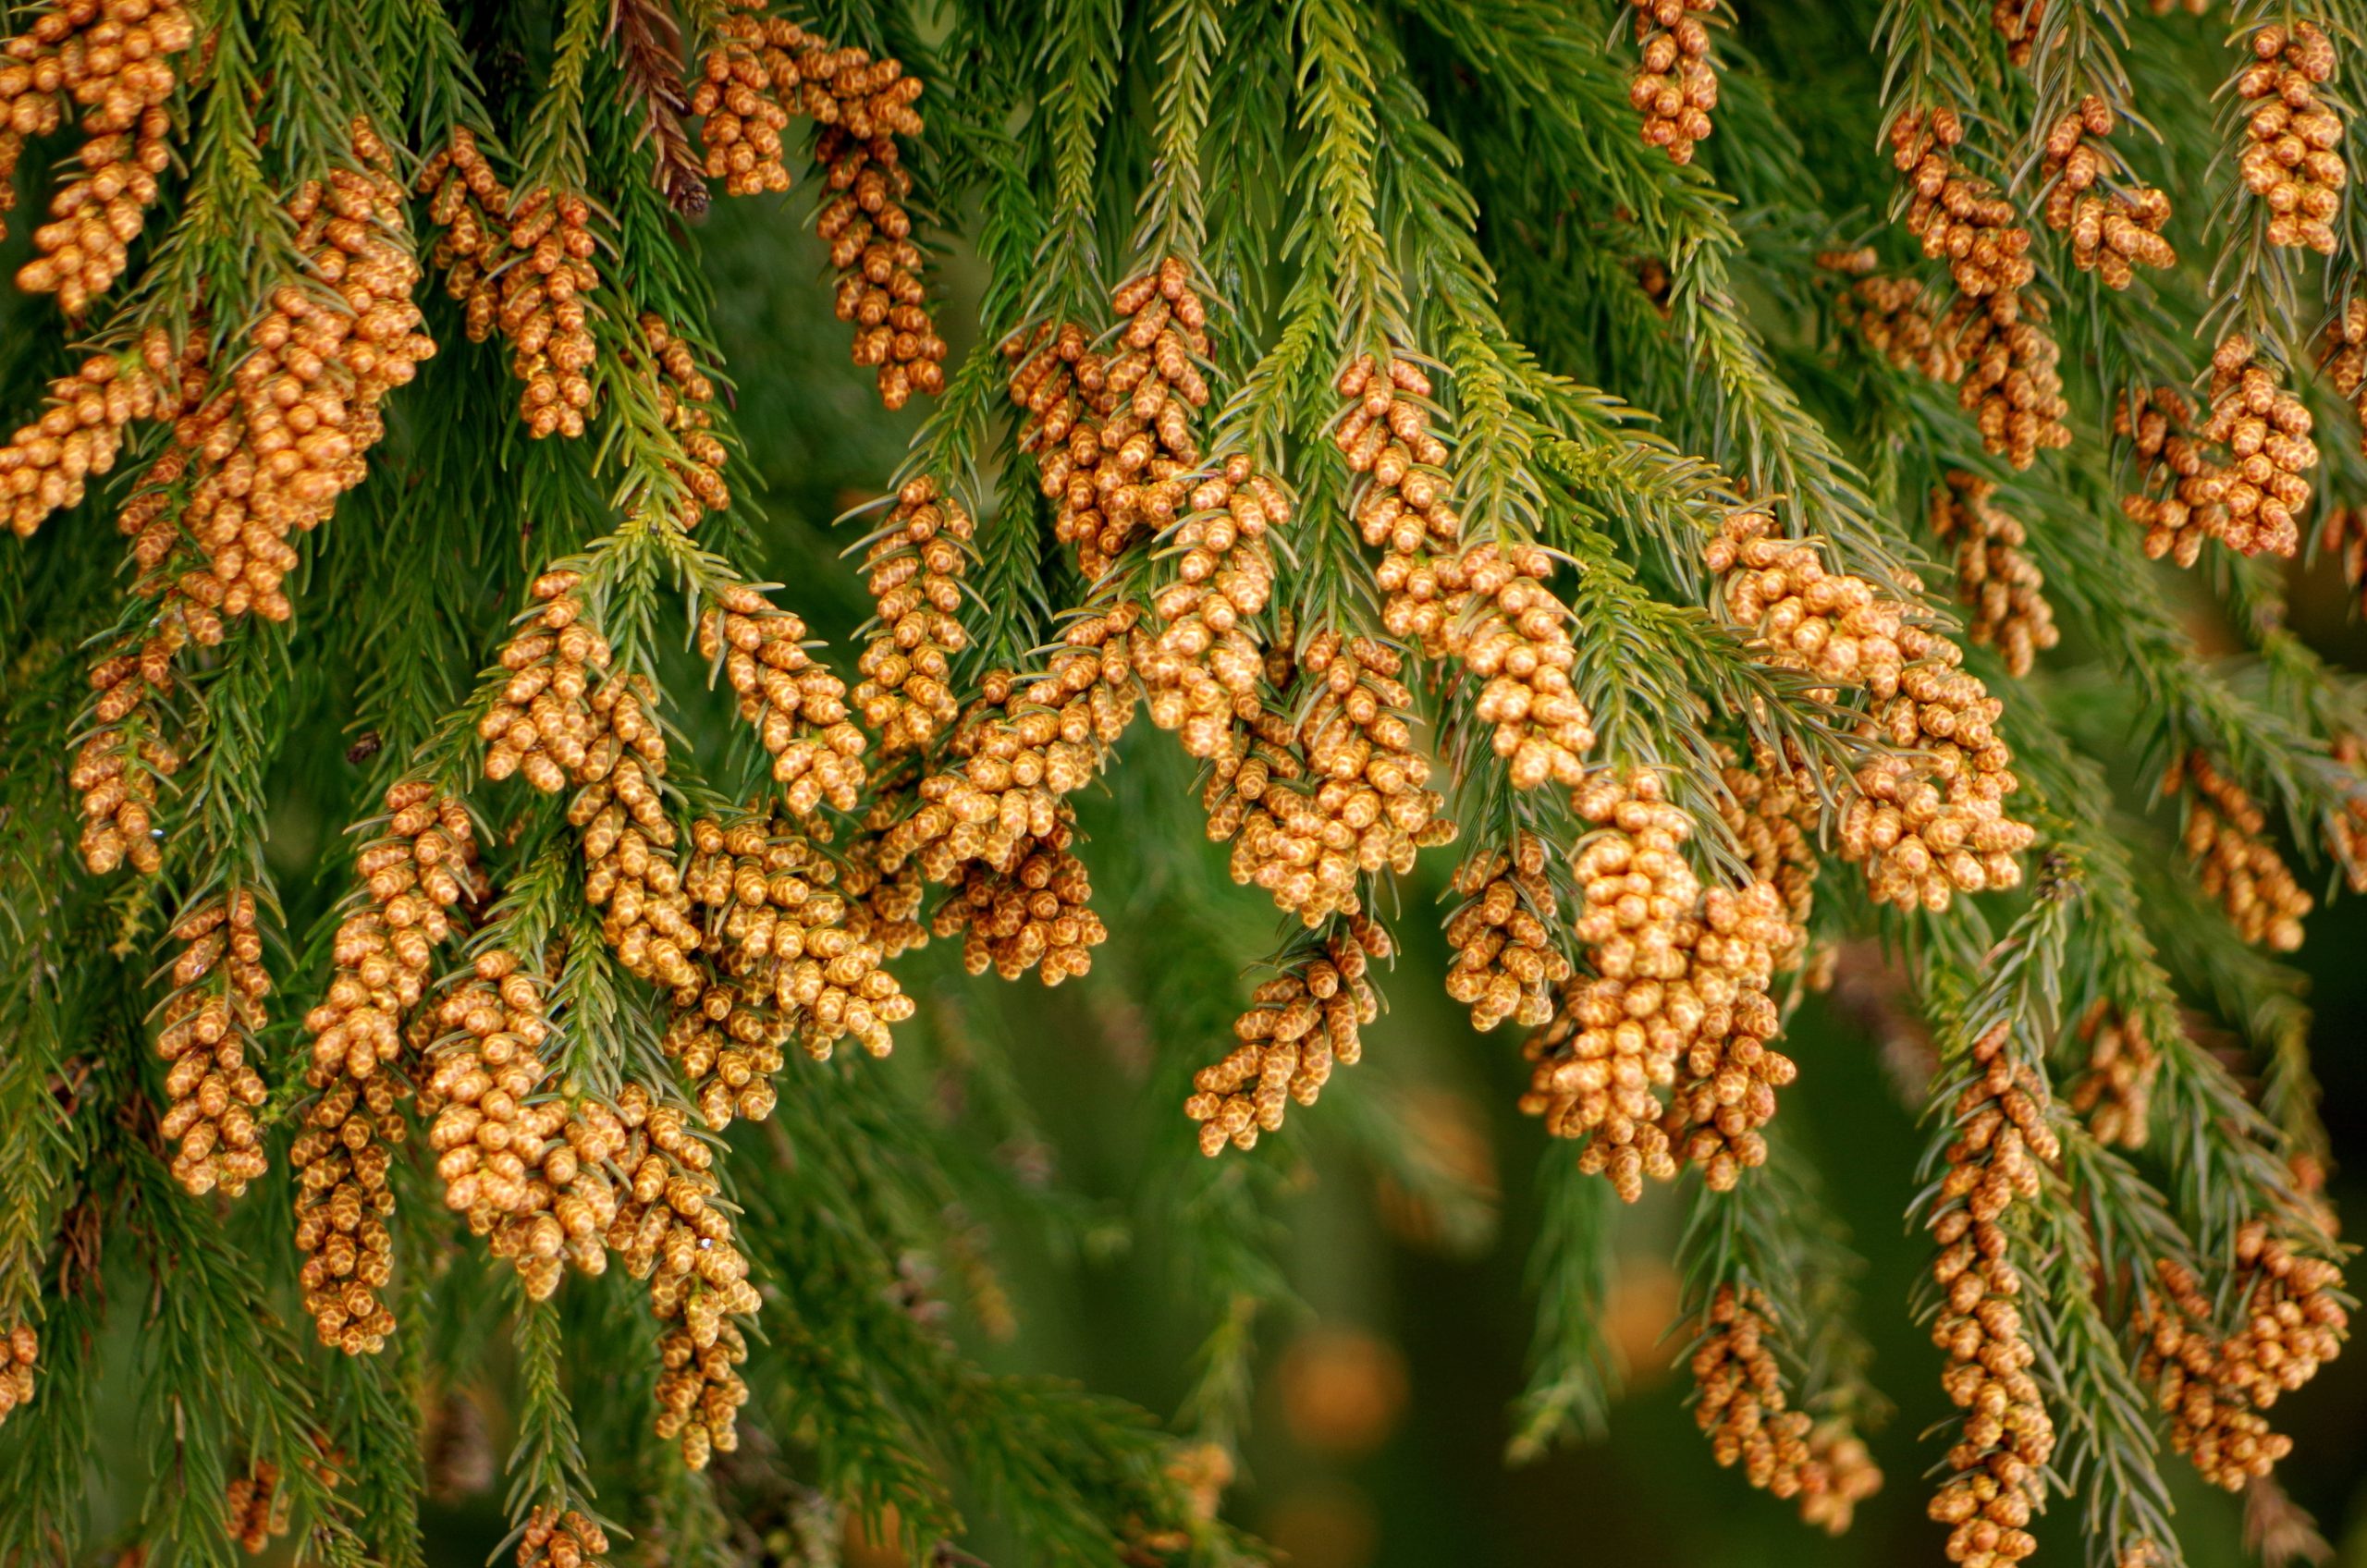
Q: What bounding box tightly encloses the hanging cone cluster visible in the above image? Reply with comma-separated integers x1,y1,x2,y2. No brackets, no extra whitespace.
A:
1889,110,2070,468
0,326,192,536
1989,0,2042,67
1928,472,2057,678
2137,1223,2348,1490
1134,451,1286,757
698,582,867,815
518,1506,609,1568
3,0,194,316
295,780,485,1354
1819,250,1959,383
1714,743,1821,974
2202,335,2313,558
225,1463,286,1555
2237,22,2345,255
0,1323,32,1425
155,889,272,1196
1520,771,1796,1200
1707,510,2034,912
1187,916,1389,1156
2037,96,2173,288
2066,999,2155,1148
607,1084,760,1470
1627,0,1718,164
71,609,188,874
1689,1286,1884,1534
810,52,938,409
692,0,802,195
931,808,1106,984
1442,832,1572,1032
854,477,974,756
638,313,730,525
1924,1024,2057,1568
2165,750,2312,951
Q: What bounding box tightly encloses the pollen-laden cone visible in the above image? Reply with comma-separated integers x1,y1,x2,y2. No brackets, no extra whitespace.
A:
225,1462,286,1555
482,570,609,792
173,137,435,623
518,1505,610,1568
1706,511,2035,913
1819,250,1961,382
1928,472,2058,678
1442,833,1572,1033
420,129,518,349
571,682,700,991
684,813,914,1080
1924,1023,2058,1568
421,949,623,1300
294,780,486,1354
1186,914,1390,1156
2238,23,2346,255
607,1083,761,1470
2137,1222,2348,1489
808,46,941,410
2116,385,2227,567
1230,631,1450,926
2329,734,2367,891
155,889,272,1197
854,477,974,756
2066,998,2155,1147
2196,335,2314,558
6,0,195,317
1990,0,2042,66
2164,750,2312,950
638,313,730,525
1082,257,1216,570
1891,109,2071,467
1715,741,1821,974
698,582,867,815
1005,321,1119,566
500,188,600,438
840,800,930,957
2038,96,2174,289
932,807,1107,985
70,609,191,875
1134,452,1287,757
692,0,802,196
0,325,190,535
1690,1286,1884,1533
1628,0,1718,164
1522,770,1797,1200
0,1322,34,1424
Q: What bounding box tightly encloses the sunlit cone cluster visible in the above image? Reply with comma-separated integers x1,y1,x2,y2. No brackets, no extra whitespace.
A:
1006,320,1117,562
71,612,187,874
693,0,803,195
1443,833,1572,1032
639,313,730,525
226,1463,285,1555
2324,300,2367,482
1522,771,1796,1200
684,813,914,1072
0,1322,31,1424
1924,1024,2057,1568
1707,511,2034,912
2138,1222,2348,1489
2201,335,2314,558
1889,110,2070,467
1230,631,1449,925
1928,472,2057,678
3,0,194,316
1134,451,1287,757
423,949,622,1299
2237,22,2345,255
607,1083,760,1469
518,1505,609,1568
295,780,485,1354
839,804,930,957
2165,749,2311,951
155,889,272,1196
931,807,1107,984
1714,743,1821,974
2037,96,2173,288
698,582,866,815
0,326,190,535
854,476,974,755
1627,0,1718,165
1337,352,1595,790
2116,385,2230,567
811,51,939,410
2066,999,2156,1148
1820,250,1958,382
1689,1286,1883,1534
1187,915,1389,1156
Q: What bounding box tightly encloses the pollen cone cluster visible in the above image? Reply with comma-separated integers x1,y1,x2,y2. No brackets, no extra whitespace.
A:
1442,833,1572,1032
1890,110,2070,467
0,1323,33,1424
518,1506,609,1568
2038,96,2173,288
693,0,803,195
1690,1286,1883,1534
1820,250,1959,382
295,780,484,1354
1229,631,1449,926
1134,452,1287,757
1521,771,1796,1200
639,313,730,525
607,1083,760,1470
2238,23,2345,255
699,582,866,815
2165,750,2311,950
156,889,272,1197
1628,0,1719,164
1337,352,1595,790
855,477,973,755
2137,1223,2348,1489
0,325,190,535
1925,1024,2057,1568
71,611,188,874
2200,336,2314,558
225,1463,286,1555
3,0,195,316
1707,511,2034,912
1187,915,1389,1156
2116,386,2228,567
810,50,938,409
2066,1000,2156,1147
931,808,1106,984
1929,472,2057,678
1715,742,1821,974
